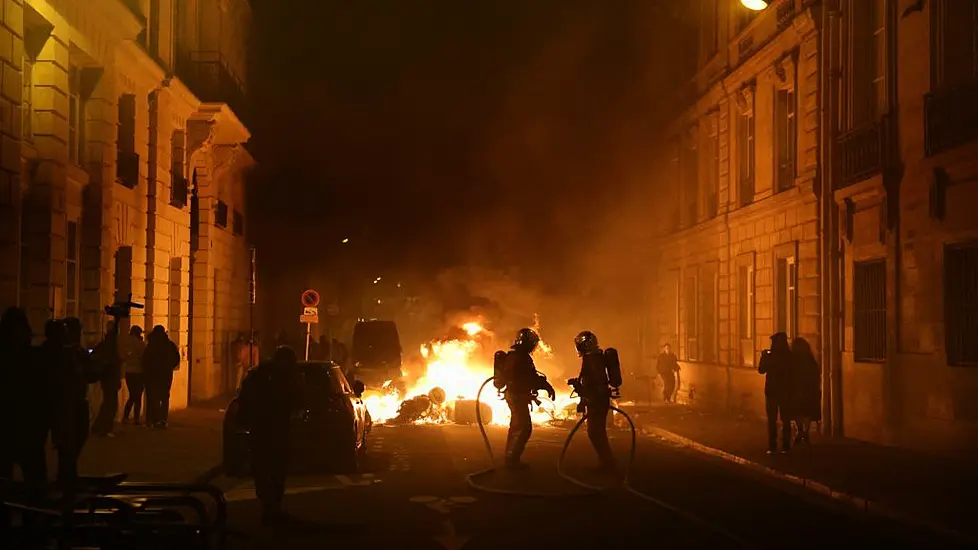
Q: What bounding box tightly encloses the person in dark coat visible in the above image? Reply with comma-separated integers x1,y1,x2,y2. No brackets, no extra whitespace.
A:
238,346,300,525
791,337,821,445
495,328,555,469
142,326,181,429
0,309,47,507
90,323,122,437
656,343,680,403
57,317,101,487
758,332,795,454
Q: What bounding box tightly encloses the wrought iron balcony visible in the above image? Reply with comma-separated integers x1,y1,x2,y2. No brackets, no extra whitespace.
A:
925,80,978,157
776,0,797,30
117,151,139,189
838,117,891,187
176,51,247,120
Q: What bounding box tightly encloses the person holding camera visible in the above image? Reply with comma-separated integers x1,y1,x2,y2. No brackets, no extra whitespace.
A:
758,332,795,454
571,330,622,473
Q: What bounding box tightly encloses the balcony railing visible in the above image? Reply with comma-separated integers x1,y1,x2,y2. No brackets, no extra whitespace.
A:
838,117,889,187
925,80,978,157
170,173,189,208
177,51,247,120
117,151,139,189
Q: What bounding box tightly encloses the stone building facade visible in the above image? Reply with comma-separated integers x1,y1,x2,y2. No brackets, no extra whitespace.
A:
648,0,823,420
0,0,254,410
646,0,978,454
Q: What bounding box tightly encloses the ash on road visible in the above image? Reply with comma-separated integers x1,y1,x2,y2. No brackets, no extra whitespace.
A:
220,424,961,550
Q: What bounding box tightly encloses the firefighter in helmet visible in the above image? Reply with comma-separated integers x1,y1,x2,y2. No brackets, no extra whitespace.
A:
572,330,622,472
493,328,555,469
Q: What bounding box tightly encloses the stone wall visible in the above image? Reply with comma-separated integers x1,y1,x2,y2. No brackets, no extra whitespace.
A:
648,7,821,419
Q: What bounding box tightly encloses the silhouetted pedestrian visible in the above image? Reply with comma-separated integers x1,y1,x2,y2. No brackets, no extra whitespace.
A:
56,317,100,487
238,346,300,525
656,343,680,403
0,307,44,527
122,326,146,424
91,324,122,437
759,332,795,454
791,337,821,445
143,325,180,429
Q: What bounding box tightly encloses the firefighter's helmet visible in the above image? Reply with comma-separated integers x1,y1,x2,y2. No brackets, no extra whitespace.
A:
512,328,540,352
574,330,600,356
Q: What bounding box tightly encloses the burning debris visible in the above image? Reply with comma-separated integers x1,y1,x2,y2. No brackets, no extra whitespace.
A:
360,319,577,427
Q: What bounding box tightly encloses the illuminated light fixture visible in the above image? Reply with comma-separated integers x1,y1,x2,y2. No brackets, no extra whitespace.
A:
341,238,349,243
740,0,770,10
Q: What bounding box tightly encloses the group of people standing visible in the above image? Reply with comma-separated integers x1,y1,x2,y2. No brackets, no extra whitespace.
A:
0,305,181,515
115,325,182,431
758,332,821,454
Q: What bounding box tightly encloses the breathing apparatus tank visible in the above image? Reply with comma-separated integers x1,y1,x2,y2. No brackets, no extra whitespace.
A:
492,350,509,390
604,347,623,388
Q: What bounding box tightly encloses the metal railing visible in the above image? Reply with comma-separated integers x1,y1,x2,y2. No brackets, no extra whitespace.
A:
176,50,247,119
2,476,228,549
838,118,886,187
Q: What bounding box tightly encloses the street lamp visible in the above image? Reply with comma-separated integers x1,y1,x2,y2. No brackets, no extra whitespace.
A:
740,0,770,10
341,238,350,244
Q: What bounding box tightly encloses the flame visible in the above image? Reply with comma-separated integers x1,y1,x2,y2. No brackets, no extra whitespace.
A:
361,319,577,427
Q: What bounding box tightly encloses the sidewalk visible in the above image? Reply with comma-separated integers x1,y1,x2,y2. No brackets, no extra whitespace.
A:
47,398,230,485
624,404,978,544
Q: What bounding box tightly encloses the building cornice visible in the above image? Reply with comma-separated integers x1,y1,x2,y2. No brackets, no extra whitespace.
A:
191,104,251,145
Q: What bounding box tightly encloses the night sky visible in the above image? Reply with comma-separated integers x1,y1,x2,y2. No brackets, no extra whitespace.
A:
246,0,677,288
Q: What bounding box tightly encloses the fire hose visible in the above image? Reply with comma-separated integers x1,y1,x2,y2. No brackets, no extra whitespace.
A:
466,376,754,548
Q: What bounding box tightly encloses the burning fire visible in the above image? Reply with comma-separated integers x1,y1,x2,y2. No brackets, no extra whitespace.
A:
360,320,577,427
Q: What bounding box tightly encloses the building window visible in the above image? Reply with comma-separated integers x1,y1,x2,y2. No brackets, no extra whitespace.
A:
698,268,717,363
170,131,188,208
854,260,887,361
66,221,79,317
738,263,755,366
682,126,699,225
945,244,978,366
116,94,139,188
68,65,86,164
667,137,681,231
704,111,719,218
933,0,978,89
845,0,889,128
775,87,796,191
738,107,755,206
683,273,698,361
215,201,229,228
23,56,34,141
232,210,244,236
776,255,797,339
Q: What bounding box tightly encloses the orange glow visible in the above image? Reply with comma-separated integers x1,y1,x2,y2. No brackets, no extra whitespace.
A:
360,318,576,426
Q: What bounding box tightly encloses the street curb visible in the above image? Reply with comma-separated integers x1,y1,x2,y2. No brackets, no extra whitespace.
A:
192,463,226,486
639,425,978,546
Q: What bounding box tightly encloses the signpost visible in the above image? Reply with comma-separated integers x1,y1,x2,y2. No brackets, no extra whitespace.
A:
300,290,320,360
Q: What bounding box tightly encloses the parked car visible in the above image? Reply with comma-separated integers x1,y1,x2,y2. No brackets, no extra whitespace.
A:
350,320,402,388
223,361,372,477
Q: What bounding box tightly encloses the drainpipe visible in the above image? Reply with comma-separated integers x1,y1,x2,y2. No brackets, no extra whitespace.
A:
818,0,843,436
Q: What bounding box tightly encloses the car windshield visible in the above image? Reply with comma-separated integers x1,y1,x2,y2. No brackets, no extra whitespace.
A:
300,363,352,395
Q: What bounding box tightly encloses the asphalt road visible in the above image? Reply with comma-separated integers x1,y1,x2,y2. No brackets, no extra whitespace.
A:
217,422,965,550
